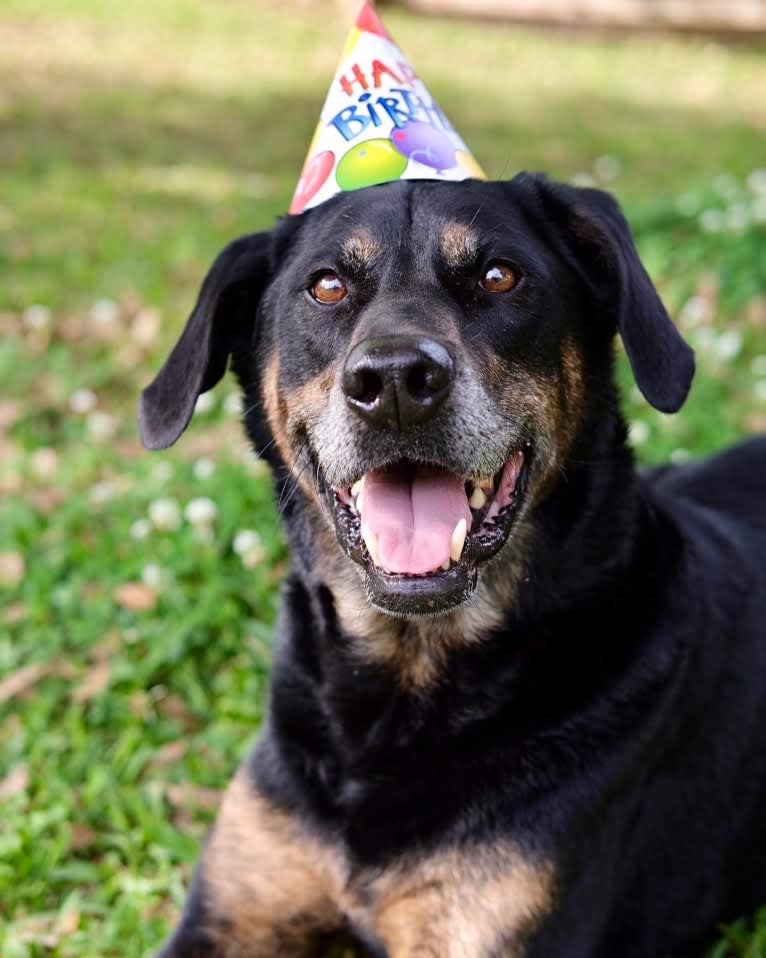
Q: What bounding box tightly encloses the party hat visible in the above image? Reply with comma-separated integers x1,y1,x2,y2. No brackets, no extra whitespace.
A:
289,1,486,215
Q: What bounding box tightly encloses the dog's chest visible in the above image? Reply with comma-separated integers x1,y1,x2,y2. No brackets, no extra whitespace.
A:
202,771,555,957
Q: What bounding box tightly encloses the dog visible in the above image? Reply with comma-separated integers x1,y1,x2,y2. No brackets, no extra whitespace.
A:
140,173,766,958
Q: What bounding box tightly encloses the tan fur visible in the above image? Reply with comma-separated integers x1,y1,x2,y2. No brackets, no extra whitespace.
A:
261,352,293,471
203,773,345,954
262,352,336,502
367,847,554,958
204,772,555,957
559,337,586,456
484,336,586,507
440,222,481,269
339,229,384,272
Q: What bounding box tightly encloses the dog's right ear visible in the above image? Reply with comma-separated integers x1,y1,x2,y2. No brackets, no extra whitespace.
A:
139,231,273,450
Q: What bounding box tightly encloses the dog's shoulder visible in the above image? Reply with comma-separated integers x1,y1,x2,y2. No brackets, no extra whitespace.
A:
647,435,766,532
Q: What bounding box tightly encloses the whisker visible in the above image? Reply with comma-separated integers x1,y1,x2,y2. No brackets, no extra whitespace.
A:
276,444,313,517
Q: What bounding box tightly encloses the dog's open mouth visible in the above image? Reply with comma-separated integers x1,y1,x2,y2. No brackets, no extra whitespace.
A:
326,449,530,615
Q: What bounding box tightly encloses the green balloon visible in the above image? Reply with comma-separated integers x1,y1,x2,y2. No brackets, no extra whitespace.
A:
336,139,408,192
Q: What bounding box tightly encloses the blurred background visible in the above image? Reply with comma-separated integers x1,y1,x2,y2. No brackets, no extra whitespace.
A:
1,0,765,954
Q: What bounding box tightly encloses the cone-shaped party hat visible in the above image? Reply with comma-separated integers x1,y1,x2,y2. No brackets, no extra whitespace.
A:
289,1,486,215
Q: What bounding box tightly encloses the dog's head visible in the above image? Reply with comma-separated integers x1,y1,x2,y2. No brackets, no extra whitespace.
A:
140,174,693,620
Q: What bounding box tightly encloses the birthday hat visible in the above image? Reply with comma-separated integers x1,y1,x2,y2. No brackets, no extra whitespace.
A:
289,1,486,215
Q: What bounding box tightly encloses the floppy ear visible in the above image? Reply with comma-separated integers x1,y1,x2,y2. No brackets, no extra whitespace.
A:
515,173,694,413
139,231,273,450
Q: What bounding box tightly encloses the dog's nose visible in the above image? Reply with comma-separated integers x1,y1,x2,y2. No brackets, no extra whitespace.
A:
342,335,454,431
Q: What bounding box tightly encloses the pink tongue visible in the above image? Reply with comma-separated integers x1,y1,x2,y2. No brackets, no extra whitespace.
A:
360,465,471,575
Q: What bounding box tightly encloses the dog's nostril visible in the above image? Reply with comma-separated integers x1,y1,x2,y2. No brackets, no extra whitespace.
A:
355,369,383,406
406,362,447,401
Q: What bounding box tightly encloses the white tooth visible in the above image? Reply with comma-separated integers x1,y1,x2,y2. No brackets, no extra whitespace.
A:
469,487,487,510
479,477,494,492
450,518,467,563
361,523,379,565
441,559,450,571
356,491,365,514
351,479,363,499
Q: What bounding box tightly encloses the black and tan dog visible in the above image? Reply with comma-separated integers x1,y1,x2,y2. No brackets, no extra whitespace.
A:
140,174,766,958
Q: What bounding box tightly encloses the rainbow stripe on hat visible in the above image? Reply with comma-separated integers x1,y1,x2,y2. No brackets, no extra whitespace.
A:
289,1,486,215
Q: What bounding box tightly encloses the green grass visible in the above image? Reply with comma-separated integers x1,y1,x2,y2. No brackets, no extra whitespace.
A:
1,1,765,954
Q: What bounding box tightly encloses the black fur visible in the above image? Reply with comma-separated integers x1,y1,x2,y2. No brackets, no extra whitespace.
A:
141,174,766,957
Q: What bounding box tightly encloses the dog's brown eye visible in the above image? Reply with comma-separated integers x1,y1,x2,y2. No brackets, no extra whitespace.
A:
310,272,348,305
480,263,517,293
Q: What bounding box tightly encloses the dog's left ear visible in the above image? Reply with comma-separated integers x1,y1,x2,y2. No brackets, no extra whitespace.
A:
515,173,694,413
139,230,274,450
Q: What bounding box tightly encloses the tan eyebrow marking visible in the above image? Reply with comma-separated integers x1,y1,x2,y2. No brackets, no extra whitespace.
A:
440,221,481,269
339,228,384,270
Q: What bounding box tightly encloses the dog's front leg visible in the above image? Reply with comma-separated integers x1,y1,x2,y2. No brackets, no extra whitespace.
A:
364,846,555,958
156,770,348,958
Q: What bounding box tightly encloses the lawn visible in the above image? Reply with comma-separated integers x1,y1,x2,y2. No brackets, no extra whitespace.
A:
0,0,765,955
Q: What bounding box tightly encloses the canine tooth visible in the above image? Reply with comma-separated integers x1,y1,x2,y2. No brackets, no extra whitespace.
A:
441,559,450,571
356,491,365,513
351,479,363,499
469,487,487,510
450,518,467,563
361,523,379,565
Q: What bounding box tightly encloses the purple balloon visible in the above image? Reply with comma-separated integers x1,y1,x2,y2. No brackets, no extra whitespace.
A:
390,120,457,173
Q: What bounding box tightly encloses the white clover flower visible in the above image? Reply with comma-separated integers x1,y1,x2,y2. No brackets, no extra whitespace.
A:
712,174,739,200
194,392,216,415
89,480,115,505
750,355,766,376
233,529,262,555
676,193,699,217
698,208,725,234
22,304,52,330
693,327,717,352
679,296,710,328
233,529,267,569
726,203,750,234
148,497,181,531
89,298,120,327
224,392,244,417
86,410,117,441
713,330,743,361
69,388,98,414
751,195,766,225
130,518,152,540
29,447,59,481
141,562,163,589
192,457,216,480
746,169,766,195
754,380,766,402
184,496,217,526
593,155,621,182
131,306,161,346
151,461,174,482
571,172,596,189
670,448,692,465
628,421,650,445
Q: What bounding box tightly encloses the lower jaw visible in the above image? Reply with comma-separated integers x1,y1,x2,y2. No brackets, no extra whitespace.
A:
363,560,480,618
